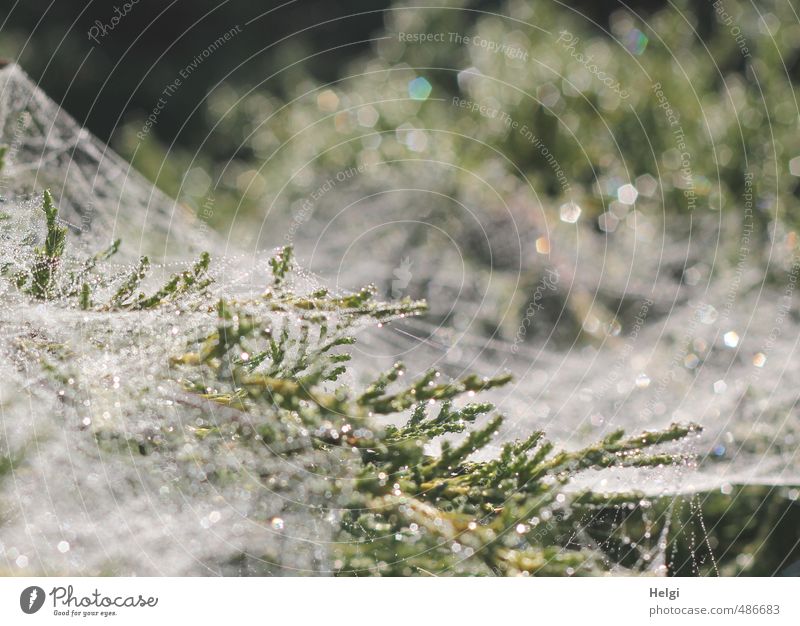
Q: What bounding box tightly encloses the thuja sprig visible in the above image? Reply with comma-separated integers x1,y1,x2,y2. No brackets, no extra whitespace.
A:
10,217,701,576
166,251,700,576
6,189,216,312
385,401,494,442
101,251,211,311
366,366,512,414
262,254,426,321
337,412,700,575
132,251,211,309
79,282,92,310
26,190,67,299
269,245,292,286
107,256,150,308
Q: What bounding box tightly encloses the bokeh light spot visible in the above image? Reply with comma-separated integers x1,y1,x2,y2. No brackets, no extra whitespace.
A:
408,76,432,101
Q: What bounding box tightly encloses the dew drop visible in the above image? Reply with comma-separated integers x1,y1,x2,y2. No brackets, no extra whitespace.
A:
559,201,582,223
635,373,651,389
617,183,639,205
535,236,550,254
723,331,739,348
408,76,432,101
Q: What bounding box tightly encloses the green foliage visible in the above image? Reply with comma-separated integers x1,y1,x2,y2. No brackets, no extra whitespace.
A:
335,408,697,575
116,0,800,247
101,252,212,311
108,256,150,308
164,247,699,576
0,446,13,478
269,245,293,287
4,213,700,576
7,193,212,313
79,282,92,310
26,190,67,299
119,251,211,310
670,487,800,576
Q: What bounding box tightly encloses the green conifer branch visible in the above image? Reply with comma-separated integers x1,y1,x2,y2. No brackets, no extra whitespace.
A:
28,190,67,299
5,222,701,576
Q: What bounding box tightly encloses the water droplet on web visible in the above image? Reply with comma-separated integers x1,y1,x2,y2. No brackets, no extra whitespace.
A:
583,316,600,333
713,380,727,394
624,28,649,56
535,236,550,254
789,156,800,177
456,66,481,90
270,517,285,531
316,89,339,112
635,373,651,389
683,266,702,285
357,105,379,128
693,338,708,353
57,541,70,553
753,352,766,367
559,201,582,223
598,211,619,233
635,173,658,196
617,184,639,205
723,331,739,348
698,304,718,324
408,76,432,101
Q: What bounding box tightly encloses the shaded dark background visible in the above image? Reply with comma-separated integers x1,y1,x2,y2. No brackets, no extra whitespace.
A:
0,0,673,155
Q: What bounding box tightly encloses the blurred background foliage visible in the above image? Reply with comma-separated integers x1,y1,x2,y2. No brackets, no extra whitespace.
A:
5,0,798,243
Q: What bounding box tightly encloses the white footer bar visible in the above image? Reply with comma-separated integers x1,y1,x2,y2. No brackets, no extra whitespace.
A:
1,577,797,624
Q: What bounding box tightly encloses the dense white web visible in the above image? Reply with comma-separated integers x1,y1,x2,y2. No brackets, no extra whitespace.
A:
0,62,797,576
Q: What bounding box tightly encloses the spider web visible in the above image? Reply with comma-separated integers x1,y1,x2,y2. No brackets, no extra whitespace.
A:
0,62,796,576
